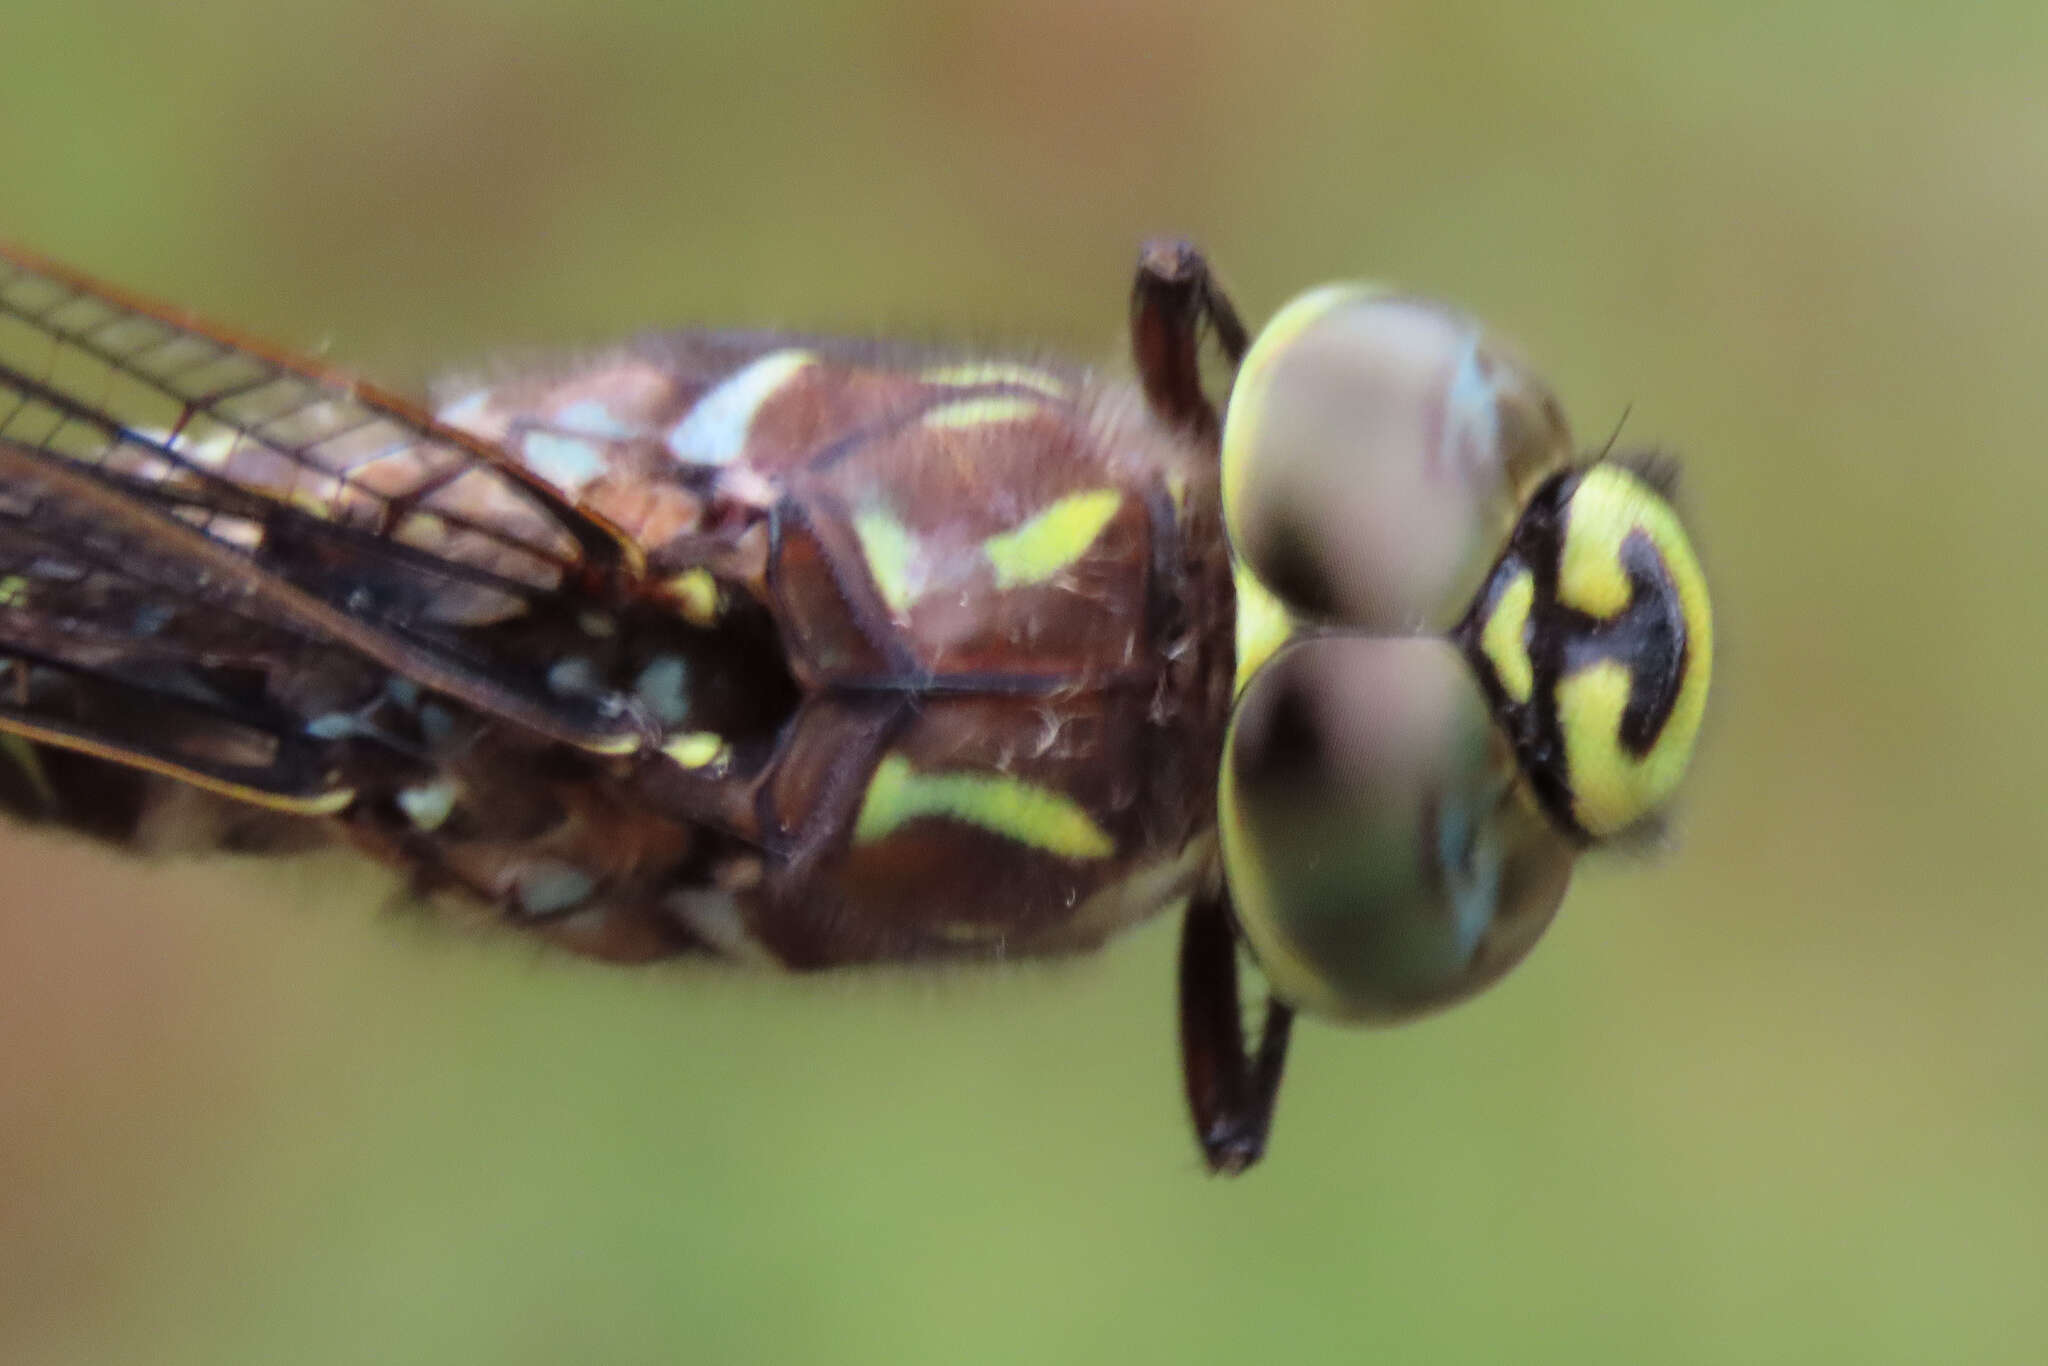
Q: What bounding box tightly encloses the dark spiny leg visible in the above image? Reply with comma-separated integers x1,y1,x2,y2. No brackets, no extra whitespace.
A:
1178,881,1294,1175
1130,239,1250,436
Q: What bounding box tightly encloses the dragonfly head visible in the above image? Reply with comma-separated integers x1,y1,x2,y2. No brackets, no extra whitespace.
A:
1214,286,1714,1022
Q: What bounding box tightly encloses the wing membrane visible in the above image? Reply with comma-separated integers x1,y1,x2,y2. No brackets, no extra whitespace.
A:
0,452,369,810
0,245,650,754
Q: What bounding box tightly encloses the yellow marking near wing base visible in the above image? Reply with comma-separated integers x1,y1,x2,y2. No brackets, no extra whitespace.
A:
662,731,728,770
661,568,722,627
853,753,1114,859
983,489,1122,588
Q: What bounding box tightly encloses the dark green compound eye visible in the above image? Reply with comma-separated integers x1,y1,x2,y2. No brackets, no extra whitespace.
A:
1216,289,1714,1023
1219,637,1575,1021
1220,287,1573,633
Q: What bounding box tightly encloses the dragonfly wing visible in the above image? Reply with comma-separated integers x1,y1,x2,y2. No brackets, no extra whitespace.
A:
0,244,653,757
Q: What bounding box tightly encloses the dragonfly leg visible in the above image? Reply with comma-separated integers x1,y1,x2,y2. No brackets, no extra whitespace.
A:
1129,239,1251,436
1177,880,1295,1175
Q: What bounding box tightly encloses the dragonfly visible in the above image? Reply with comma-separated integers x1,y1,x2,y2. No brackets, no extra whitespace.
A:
0,239,1711,1174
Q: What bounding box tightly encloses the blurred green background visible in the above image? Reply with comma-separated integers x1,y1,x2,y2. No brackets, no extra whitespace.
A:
3,1,2044,1362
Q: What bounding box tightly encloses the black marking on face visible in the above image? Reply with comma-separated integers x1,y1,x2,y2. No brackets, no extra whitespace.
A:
1454,465,1695,841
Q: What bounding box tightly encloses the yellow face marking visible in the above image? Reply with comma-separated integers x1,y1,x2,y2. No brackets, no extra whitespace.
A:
578,732,645,757
919,362,1070,398
1560,466,1654,618
1232,565,1296,698
983,489,1122,589
662,731,728,770
665,349,815,466
853,753,1115,859
1478,568,1536,704
1553,466,1714,836
661,568,722,627
852,508,922,616
1556,661,1642,836
919,395,1048,430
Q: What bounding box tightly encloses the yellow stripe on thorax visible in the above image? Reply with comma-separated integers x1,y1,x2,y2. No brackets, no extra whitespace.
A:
983,489,1122,588
853,753,1114,859
852,508,922,616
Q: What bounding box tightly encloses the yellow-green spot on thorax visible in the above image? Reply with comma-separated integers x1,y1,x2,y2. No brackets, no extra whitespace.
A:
852,507,921,616
983,489,1123,589
853,753,1115,860
1478,568,1536,704
0,575,28,608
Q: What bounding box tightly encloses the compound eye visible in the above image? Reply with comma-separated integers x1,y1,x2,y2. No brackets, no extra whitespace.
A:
1219,635,1576,1022
1222,287,1573,632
